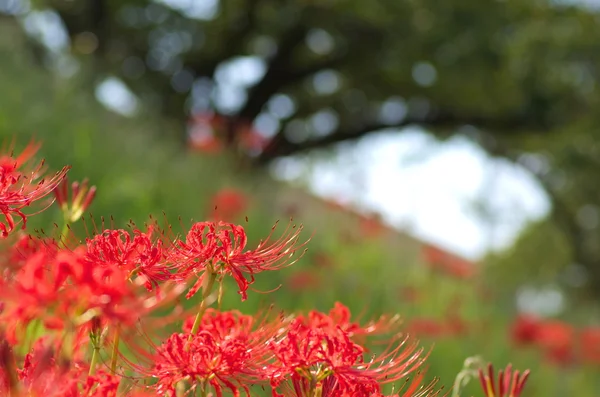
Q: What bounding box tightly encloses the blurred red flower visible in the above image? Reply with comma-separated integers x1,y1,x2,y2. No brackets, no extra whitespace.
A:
580,326,600,365
421,244,476,279
187,112,224,154
510,314,541,346
237,122,270,153
536,320,575,365
0,141,70,237
358,214,385,238
209,188,248,222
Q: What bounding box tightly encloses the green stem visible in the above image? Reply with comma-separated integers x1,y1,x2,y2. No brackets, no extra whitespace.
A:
175,380,187,397
217,278,224,311
58,215,70,248
313,385,323,397
188,272,218,337
199,379,211,397
308,374,318,397
88,345,100,376
110,328,120,374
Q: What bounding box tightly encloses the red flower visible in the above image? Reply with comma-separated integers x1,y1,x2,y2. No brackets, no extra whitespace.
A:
209,188,248,222
478,363,530,397
168,221,219,298
298,302,399,338
85,226,171,290
237,122,270,153
421,244,476,279
187,112,224,154
269,308,426,396
510,314,541,346
0,245,167,339
0,333,138,397
54,177,96,224
172,221,306,301
580,327,600,365
0,233,56,278
216,222,306,300
536,320,574,365
0,141,70,237
150,310,278,396
358,214,385,238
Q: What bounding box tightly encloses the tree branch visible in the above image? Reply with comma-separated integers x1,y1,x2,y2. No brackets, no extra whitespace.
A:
234,24,310,124
183,0,264,79
256,110,549,162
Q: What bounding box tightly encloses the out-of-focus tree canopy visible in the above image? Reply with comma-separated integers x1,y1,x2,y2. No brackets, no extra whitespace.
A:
5,0,600,298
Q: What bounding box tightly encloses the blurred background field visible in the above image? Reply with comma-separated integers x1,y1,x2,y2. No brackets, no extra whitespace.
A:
2,1,600,394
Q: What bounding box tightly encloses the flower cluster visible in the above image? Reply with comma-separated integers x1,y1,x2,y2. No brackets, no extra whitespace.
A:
511,313,600,366
0,141,530,396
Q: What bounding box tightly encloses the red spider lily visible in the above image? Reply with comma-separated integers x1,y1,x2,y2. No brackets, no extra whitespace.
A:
0,335,82,397
389,371,444,397
236,122,270,153
0,141,70,237
0,233,57,278
358,214,386,238
478,363,530,397
0,245,170,341
269,316,427,396
187,112,225,154
421,244,476,279
209,188,248,222
145,310,281,397
0,247,79,339
536,320,574,365
54,177,96,224
0,333,143,397
85,226,172,291
510,314,541,346
172,221,306,301
215,221,306,300
168,221,219,298
298,302,400,338
278,373,442,397
181,308,265,337
580,326,600,365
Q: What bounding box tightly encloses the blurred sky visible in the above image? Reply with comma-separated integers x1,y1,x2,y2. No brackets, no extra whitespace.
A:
270,132,549,260
14,0,558,261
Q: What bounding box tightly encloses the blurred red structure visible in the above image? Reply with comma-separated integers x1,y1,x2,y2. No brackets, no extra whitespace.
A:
580,327,600,365
209,188,249,222
536,320,575,365
422,244,477,279
187,112,268,154
187,112,224,153
511,314,541,346
510,315,576,366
